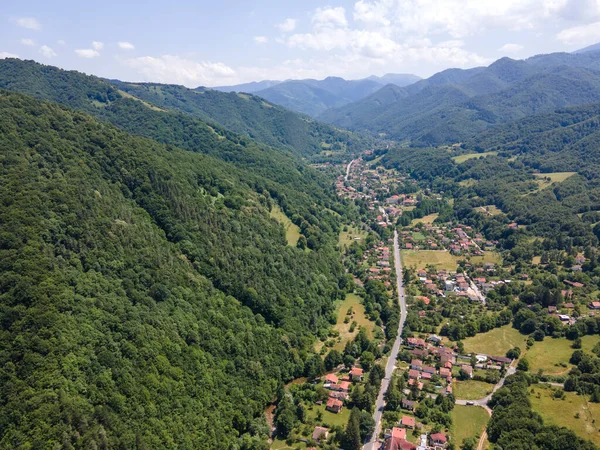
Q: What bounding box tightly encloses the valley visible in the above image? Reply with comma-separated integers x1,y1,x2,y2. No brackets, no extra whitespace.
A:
1,33,600,450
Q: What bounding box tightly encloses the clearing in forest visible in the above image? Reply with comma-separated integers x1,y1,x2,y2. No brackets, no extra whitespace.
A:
533,172,576,190
270,205,301,246
452,405,490,448
530,385,600,447
452,151,498,163
525,335,600,375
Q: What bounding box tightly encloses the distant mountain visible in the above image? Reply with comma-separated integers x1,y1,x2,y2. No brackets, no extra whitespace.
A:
366,73,421,86
212,79,281,93
255,76,384,116
573,42,600,54
319,51,600,145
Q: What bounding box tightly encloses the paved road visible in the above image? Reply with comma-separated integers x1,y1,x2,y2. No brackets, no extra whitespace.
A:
345,159,357,181
363,230,407,450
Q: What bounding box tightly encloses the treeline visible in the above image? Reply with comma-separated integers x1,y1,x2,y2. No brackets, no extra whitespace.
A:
487,372,598,449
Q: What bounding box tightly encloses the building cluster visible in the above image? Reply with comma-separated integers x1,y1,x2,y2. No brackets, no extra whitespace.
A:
321,367,364,414
401,224,496,256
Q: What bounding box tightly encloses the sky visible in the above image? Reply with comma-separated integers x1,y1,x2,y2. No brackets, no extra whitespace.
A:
2,0,600,87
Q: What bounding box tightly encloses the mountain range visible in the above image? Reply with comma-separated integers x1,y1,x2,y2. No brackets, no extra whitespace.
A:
318,49,600,145
212,73,421,116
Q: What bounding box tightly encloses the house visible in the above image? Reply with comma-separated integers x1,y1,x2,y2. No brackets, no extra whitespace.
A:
410,359,423,371
408,369,420,379
430,432,448,447
350,367,364,381
429,334,442,345
323,373,338,385
384,437,417,450
417,269,427,278
548,306,557,313
460,365,473,378
401,415,416,429
401,398,415,411
564,302,575,309
312,426,329,442
391,427,407,440
439,367,451,378
411,348,429,359
421,372,432,380
416,296,431,305
408,379,424,390
490,355,512,364
589,302,600,310
407,337,427,349
329,391,348,401
422,366,436,374
326,397,343,413
330,381,350,392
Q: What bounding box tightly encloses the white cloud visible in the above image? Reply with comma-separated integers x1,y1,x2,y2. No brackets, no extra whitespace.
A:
118,41,135,50
499,43,524,53
15,17,41,30
0,52,19,59
556,20,600,45
254,36,268,44
92,41,104,51
276,18,296,32
21,38,35,46
75,48,100,58
39,45,57,58
57,40,66,45
123,55,236,87
313,7,348,28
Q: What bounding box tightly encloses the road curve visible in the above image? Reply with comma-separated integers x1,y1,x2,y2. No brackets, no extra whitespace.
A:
363,230,407,450
345,159,357,182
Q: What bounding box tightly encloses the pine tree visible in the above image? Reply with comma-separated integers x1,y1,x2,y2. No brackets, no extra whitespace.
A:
343,408,362,450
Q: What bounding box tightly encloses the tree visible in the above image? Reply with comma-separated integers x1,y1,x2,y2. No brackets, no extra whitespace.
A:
343,408,362,450
305,355,325,379
360,351,375,371
325,349,343,371
359,411,375,441
506,347,521,359
461,437,477,450
517,358,529,371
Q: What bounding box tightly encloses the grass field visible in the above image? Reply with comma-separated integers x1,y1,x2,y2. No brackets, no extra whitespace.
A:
270,205,301,247
453,380,494,400
307,402,351,428
470,252,502,266
411,213,439,226
453,151,498,164
339,226,368,249
462,325,527,356
319,293,374,353
530,385,600,447
526,335,600,375
480,205,504,216
452,405,490,447
412,231,426,241
533,172,577,190
401,250,461,271
271,438,307,449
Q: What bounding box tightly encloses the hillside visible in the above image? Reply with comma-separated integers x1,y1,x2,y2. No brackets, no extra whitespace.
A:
0,89,354,448
319,52,600,145
256,77,386,116
0,59,364,159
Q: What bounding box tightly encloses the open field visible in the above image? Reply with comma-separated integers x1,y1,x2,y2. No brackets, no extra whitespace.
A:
453,151,498,164
271,438,307,449
479,205,504,216
307,402,351,428
452,405,490,448
462,325,527,356
453,380,494,400
401,250,461,271
411,213,439,226
530,385,600,447
412,231,426,241
270,205,301,247
317,293,374,353
470,252,502,265
533,172,577,190
339,226,368,249
526,335,600,375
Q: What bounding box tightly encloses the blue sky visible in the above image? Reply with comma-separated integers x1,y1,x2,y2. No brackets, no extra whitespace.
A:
2,0,600,87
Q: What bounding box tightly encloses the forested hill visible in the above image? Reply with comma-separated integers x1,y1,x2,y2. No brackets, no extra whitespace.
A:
0,58,365,159
0,90,352,448
319,51,600,145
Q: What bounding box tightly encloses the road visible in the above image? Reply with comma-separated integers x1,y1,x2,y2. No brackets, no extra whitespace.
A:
363,230,407,450
345,159,358,181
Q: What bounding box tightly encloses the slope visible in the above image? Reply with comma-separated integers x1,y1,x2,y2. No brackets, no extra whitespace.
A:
0,59,363,159
0,90,349,449
255,77,383,116
320,54,600,145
